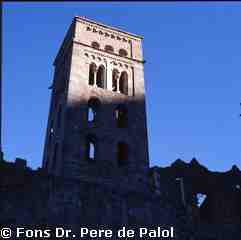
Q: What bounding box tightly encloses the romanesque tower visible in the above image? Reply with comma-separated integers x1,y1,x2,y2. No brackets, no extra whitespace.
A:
42,16,149,186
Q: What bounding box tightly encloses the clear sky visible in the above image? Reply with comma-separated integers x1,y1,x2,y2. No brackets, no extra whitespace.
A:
3,2,241,172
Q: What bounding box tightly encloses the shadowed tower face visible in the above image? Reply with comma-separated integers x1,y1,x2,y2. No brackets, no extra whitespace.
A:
42,17,149,184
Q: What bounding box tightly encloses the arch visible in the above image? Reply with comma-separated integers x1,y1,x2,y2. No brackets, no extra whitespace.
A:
119,49,128,57
86,135,97,162
96,65,105,89
87,97,101,123
112,69,119,92
119,71,128,95
105,45,114,53
91,41,100,49
117,142,129,166
89,63,97,86
115,105,128,128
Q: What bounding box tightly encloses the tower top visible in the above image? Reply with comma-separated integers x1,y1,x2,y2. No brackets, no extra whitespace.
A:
54,16,144,66
74,16,143,40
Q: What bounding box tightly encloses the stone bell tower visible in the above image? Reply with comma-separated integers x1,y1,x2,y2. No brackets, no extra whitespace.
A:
42,16,149,185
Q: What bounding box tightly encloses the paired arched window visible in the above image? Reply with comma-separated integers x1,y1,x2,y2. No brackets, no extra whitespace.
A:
88,98,101,123
91,41,100,49
105,45,114,53
112,70,128,95
96,65,105,88
115,105,128,128
117,142,129,166
119,71,128,95
89,63,97,86
119,49,128,57
88,63,106,89
87,135,96,162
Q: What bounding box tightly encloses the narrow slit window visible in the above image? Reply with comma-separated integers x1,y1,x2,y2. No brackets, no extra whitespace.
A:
115,105,128,128
88,107,95,122
89,142,95,159
87,136,96,162
87,98,100,123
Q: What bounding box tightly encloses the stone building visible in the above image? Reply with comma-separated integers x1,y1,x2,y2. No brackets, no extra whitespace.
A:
42,16,149,188
0,16,240,239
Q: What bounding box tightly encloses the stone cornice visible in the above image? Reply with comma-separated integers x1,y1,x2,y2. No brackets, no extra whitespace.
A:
75,16,143,41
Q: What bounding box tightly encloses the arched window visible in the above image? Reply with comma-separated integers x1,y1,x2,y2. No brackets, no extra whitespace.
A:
88,98,101,123
89,63,97,85
119,71,128,95
105,45,114,53
96,65,105,89
91,41,100,49
87,136,96,162
119,49,128,57
112,69,119,92
115,105,128,128
89,142,95,160
117,142,129,166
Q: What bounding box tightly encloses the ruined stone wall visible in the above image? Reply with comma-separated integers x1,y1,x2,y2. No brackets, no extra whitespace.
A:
0,159,240,240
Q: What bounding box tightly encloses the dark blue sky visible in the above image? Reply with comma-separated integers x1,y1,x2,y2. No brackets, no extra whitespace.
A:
3,2,241,171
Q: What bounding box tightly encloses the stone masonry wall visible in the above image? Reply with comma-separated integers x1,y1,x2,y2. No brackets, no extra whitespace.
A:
0,158,240,240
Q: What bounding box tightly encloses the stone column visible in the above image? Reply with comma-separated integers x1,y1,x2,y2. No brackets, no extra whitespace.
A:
112,69,120,92
106,59,112,90
93,67,97,87
116,70,120,93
